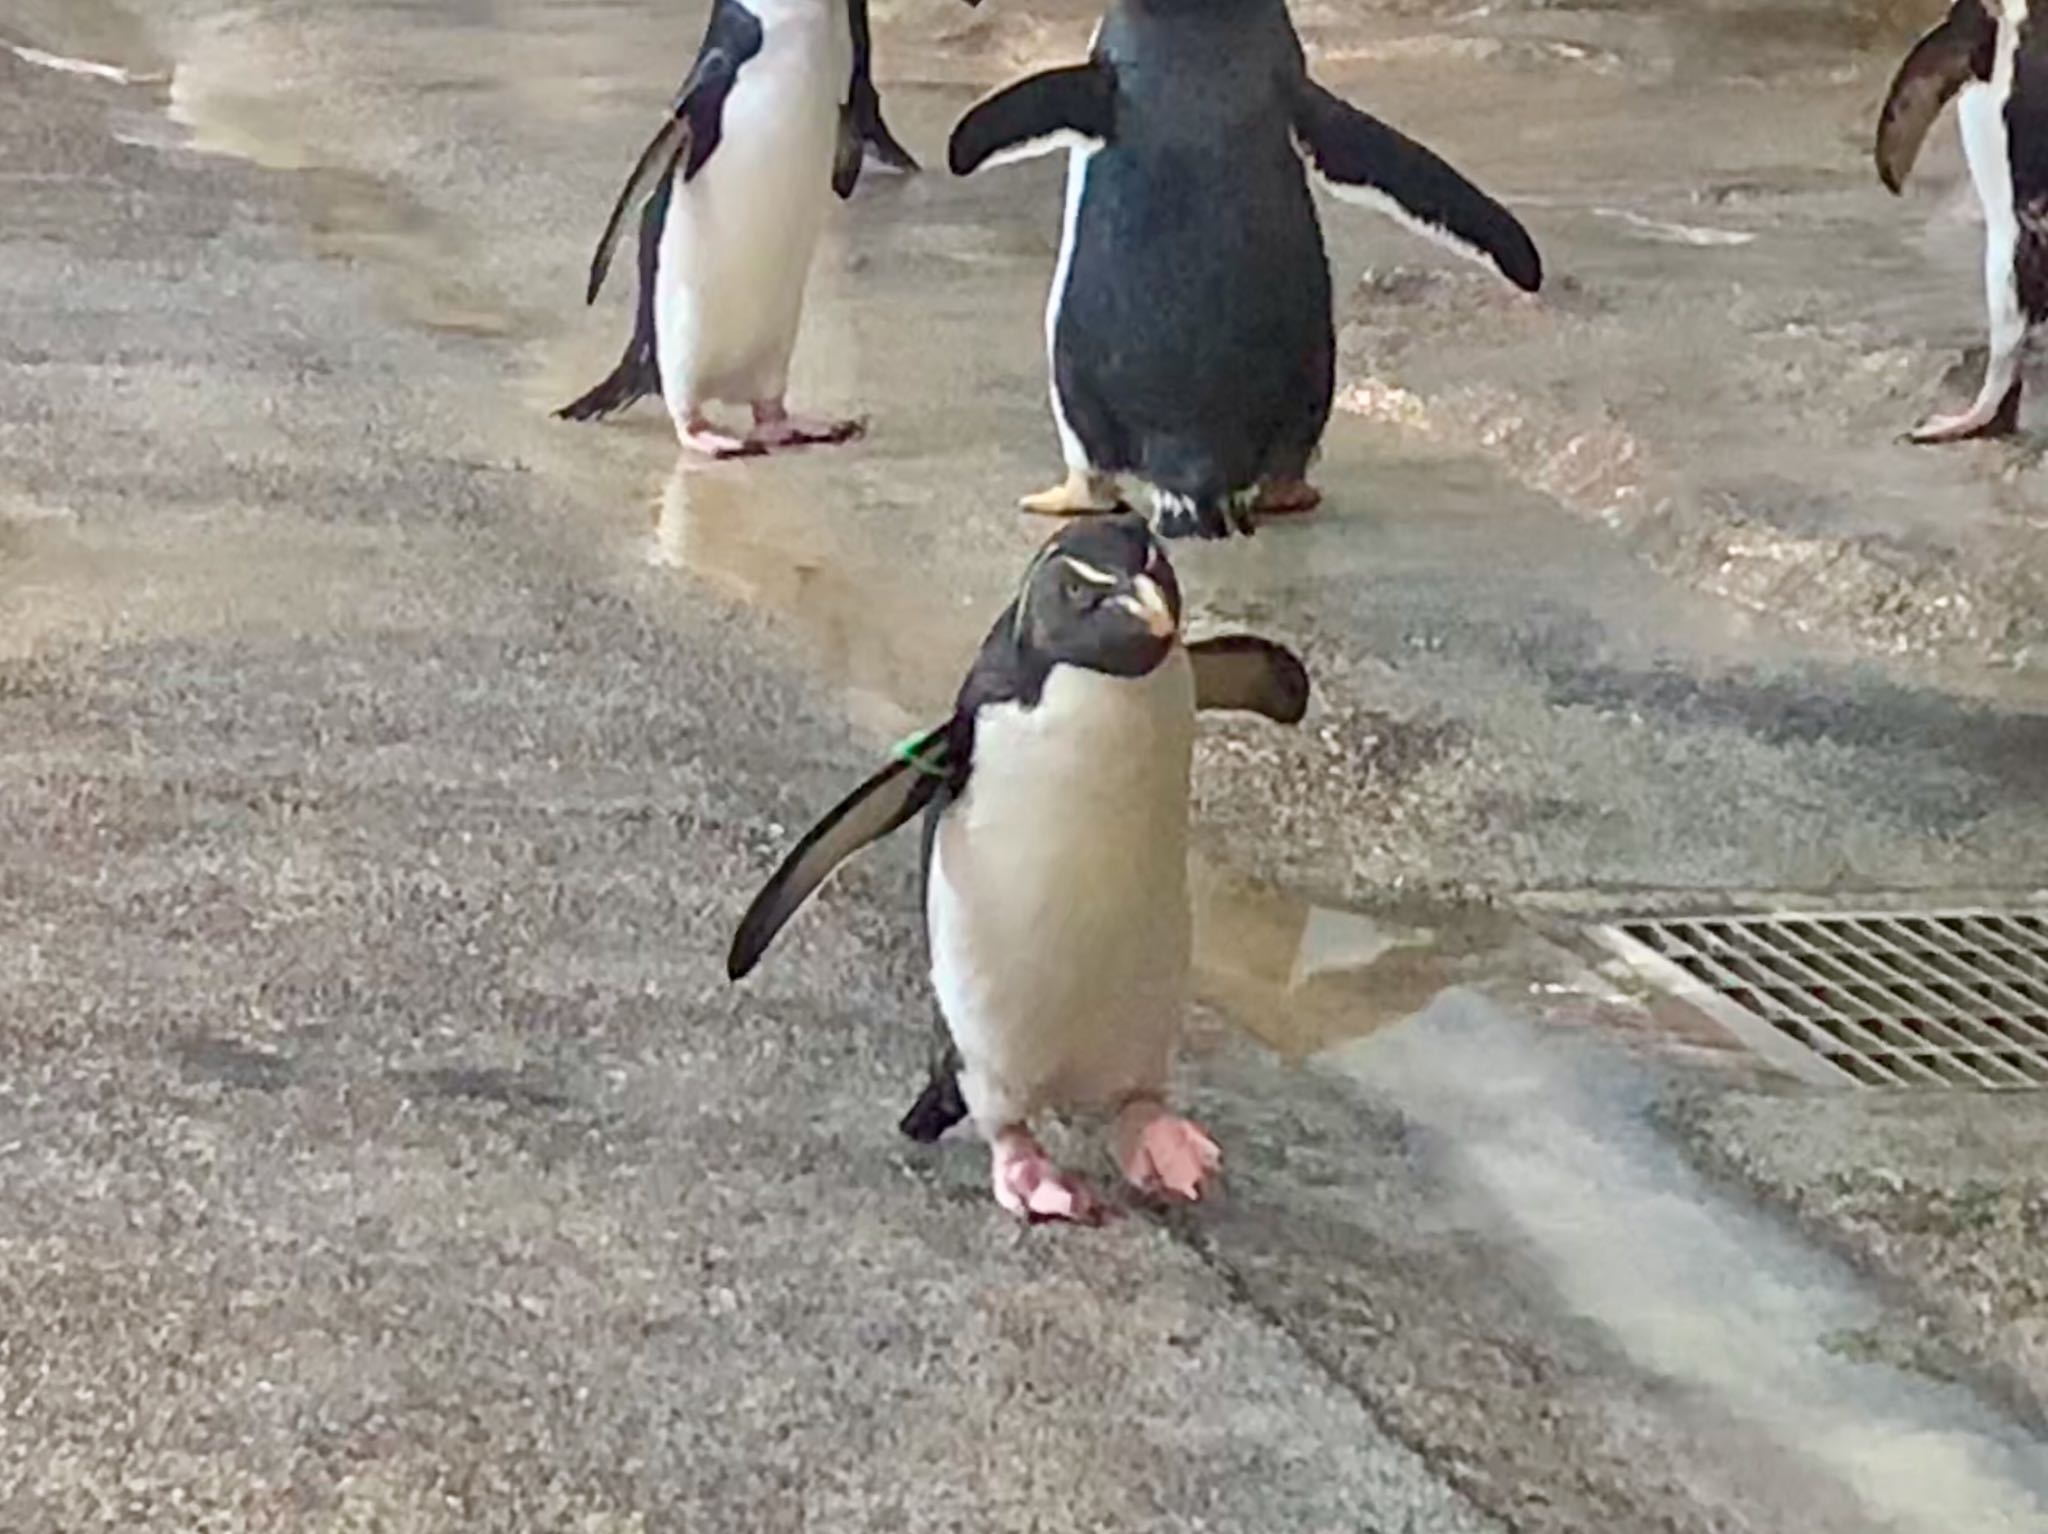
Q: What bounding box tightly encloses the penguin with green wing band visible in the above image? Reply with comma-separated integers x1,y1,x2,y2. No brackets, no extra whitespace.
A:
729,515,1309,1222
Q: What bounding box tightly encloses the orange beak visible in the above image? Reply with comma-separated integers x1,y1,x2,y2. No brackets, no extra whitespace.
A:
1132,575,1176,638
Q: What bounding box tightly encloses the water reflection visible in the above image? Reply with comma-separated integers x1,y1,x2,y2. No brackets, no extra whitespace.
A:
653,459,972,730
1195,862,1525,1058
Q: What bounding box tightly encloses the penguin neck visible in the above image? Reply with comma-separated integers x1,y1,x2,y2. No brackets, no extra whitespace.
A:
743,0,837,32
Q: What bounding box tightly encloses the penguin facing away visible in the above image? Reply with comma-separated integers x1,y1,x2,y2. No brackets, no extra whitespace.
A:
728,515,1312,1223
1876,0,2048,442
556,0,909,454
948,0,1542,540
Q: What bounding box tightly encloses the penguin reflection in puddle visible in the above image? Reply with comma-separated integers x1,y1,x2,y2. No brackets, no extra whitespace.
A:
1876,0,2047,443
949,0,1543,539
728,516,1310,1223
556,0,909,455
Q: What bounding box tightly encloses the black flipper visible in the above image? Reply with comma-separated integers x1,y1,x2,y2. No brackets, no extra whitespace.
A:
948,60,1116,175
1188,637,1312,723
1293,81,1542,294
727,728,957,980
556,172,672,421
585,121,688,306
855,84,920,174
847,0,919,180
583,0,764,305
1876,0,1997,194
898,1043,967,1142
834,104,865,200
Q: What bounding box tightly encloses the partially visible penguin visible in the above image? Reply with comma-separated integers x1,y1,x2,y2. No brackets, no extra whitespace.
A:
727,515,1311,1222
846,0,921,174
556,0,912,453
1876,0,2048,442
948,0,1542,539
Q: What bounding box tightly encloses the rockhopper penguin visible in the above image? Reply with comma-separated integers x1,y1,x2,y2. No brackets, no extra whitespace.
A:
948,0,1543,539
1877,0,2048,441
557,0,912,452
727,515,1311,1222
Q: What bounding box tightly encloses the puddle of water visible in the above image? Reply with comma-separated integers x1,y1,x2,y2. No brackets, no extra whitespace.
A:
2,39,158,84
1337,992,2048,1534
0,0,160,79
1193,865,1528,1060
651,459,973,732
165,64,518,338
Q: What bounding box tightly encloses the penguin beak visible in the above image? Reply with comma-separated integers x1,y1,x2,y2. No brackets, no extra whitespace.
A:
1130,574,1177,639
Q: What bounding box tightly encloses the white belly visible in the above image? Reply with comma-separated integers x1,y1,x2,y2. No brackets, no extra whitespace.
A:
655,7,847,409
1960,81,2017,237
927,652,1196,1128
1045,143,1102,472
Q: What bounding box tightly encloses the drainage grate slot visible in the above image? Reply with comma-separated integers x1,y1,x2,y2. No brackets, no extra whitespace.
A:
1596,908,2048,1090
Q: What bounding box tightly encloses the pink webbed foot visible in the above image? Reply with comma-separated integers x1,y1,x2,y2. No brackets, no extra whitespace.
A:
747,402,866,451
991,1128,1106,1225
1255,477,1323,516
1115,1101,1221,1203
680,416,763,460
1904,380,2023,444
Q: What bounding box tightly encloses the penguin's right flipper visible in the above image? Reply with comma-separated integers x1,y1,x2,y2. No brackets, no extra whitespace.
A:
834,105,866,200
584,0,765,304
728,726,958,980
585,123,688,305
1292,83,1542,294
948,61,1116,174
557,174,672,421
1188,637,1312,724
1875,0,1997,194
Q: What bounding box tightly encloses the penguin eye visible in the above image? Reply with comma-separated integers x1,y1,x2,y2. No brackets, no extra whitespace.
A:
1059,556,1118,607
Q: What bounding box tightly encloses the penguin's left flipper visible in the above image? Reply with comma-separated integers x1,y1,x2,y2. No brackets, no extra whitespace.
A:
727,727,959,980
1188,637,1312,725
840,0,919,192
1875,1,1997,194
557,174,674,422
1293,83,1542,294
948,60,1116,174
584,0,766,303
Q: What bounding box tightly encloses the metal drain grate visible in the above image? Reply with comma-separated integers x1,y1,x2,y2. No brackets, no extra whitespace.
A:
1595,910,2048,1089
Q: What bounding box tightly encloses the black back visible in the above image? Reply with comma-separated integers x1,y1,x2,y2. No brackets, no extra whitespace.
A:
2012,14,2048,318
1057,0,1332,508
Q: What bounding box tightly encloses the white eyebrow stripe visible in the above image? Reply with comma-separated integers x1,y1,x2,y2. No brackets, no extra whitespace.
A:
1062,557,1119,585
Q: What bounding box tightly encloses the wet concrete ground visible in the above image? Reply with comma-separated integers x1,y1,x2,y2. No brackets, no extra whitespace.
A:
3,0,2048,1529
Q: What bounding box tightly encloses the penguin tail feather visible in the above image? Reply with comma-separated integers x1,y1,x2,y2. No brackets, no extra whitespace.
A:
554,344,659,423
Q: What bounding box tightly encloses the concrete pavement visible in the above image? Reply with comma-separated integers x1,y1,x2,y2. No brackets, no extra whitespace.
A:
3,1,2048,1530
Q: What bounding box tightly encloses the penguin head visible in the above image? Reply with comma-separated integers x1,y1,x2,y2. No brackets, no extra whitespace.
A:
1013,514,1183,678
